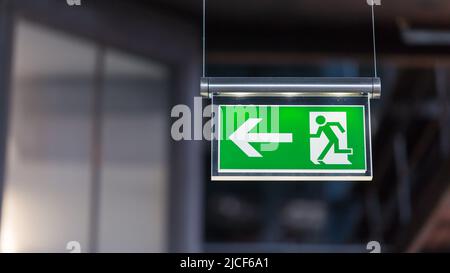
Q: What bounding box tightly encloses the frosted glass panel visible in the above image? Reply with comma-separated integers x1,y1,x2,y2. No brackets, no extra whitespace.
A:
1,20,95,252
97,50,169,252
1,20,170,253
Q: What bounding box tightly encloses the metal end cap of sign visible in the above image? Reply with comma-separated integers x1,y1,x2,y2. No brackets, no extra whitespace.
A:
372,77,382,99
200,77,209,98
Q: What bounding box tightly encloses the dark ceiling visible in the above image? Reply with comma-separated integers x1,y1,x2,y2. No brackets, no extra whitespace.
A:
127,0,450,56
28,0,450,59
145,0,450,28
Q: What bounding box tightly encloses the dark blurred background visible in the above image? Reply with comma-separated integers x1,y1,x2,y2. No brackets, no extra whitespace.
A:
0,0,450,252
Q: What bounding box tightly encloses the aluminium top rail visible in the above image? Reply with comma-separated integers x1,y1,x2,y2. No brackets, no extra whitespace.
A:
200,77,381,99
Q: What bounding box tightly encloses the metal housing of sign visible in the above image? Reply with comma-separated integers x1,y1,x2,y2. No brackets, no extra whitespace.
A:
202,77,380,181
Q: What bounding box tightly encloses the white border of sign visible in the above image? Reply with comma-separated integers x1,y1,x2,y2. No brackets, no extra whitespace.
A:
211,97,373,182
217,105,367,174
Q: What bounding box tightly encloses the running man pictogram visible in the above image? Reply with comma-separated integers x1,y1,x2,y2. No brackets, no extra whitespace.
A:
311,115,353,165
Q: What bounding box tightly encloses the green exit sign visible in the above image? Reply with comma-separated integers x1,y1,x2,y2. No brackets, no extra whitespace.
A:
211,97,372,181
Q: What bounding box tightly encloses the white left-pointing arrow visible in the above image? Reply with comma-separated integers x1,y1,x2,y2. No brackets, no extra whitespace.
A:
229,118,293,157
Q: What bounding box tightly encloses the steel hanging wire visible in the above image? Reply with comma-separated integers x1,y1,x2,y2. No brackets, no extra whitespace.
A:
371,1,378,78
202,0,206,77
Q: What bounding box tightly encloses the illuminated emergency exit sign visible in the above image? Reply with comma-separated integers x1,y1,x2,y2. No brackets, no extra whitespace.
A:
211,97,372,181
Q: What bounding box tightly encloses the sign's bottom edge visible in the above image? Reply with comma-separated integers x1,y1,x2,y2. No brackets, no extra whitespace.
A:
211,176,373,182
